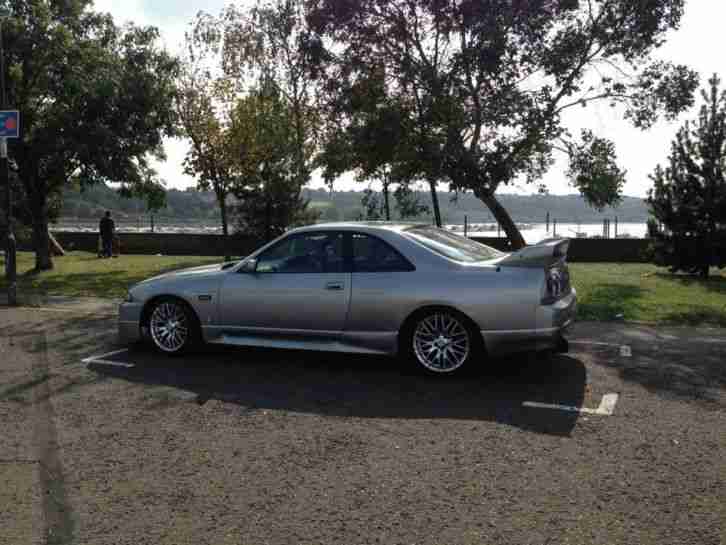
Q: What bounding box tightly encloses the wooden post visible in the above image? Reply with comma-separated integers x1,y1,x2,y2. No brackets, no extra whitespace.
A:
546,211,550,233
553,219,557,237
615,216,618,238
464,215,468,238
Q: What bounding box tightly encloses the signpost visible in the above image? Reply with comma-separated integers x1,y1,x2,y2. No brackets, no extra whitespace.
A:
1,109,18,305
0,110,19,137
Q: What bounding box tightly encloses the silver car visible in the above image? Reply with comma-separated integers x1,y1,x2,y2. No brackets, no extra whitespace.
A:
119,223,577,375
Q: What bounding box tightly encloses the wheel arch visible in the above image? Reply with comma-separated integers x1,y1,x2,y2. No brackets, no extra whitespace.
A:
397,304,486,356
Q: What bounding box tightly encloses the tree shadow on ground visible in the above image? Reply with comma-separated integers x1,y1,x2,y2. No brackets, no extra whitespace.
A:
658,308,726,328
87,345,588,437
10,257,218,298
575,283,646,321
654,271,726,296
585,338,726,407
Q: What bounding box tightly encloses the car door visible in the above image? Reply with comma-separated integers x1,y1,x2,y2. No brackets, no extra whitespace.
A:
345,232,417,334
218,231,350,335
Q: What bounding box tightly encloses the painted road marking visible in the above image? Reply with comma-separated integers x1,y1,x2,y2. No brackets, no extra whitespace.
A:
569,340,621,347
620,345,632,357
82,349,129,364
86,359,135,369
82,349,133,368
523,393,619,416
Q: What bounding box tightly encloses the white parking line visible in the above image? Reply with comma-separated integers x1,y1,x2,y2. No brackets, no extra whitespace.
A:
82,349,133,369
86,359,136,369
569,340,621,347
523,393,619,416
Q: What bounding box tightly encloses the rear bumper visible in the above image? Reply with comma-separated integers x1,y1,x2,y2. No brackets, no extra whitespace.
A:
481,289,577,357
118,302,143,344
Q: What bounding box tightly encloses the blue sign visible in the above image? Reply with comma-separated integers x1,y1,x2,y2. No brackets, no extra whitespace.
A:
0,111,19,138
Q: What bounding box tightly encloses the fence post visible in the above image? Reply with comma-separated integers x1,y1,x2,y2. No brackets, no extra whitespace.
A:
553,219,557,237
615,216,618,238
464,215,468,238
497,222,500,238
546,211,550,233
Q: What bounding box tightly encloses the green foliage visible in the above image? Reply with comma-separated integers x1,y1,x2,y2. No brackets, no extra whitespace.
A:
4,0,178,268
394,184,429,220
231,85,317,242
307,0,697,246
647,75,726,277
567,130,627,211
360,188,382,220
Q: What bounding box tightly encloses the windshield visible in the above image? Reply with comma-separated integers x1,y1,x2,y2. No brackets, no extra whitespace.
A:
404,226,506,263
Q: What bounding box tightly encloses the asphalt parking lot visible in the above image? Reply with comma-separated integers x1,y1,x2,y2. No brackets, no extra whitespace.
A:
1,306,725,545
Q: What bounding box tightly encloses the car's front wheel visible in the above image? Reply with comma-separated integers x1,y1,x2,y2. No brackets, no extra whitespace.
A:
405,309,480,375
147,298,199,355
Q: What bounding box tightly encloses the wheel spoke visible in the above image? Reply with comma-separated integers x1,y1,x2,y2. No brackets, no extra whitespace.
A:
413,312,470,373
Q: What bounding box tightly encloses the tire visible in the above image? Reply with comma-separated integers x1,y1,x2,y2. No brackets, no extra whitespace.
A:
146,297,200,355
402,308,482,376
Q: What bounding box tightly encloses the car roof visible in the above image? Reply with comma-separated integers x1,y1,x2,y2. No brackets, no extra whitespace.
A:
290,221,430,235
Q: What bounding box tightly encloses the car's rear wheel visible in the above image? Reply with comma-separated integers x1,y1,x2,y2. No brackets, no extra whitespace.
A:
147,298,199,355
406,309,480,375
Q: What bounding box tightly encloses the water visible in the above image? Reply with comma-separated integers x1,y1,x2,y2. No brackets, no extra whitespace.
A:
447,222,648,243
52,219,649,242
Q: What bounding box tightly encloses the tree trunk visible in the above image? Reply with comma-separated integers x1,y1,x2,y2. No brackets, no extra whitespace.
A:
265,197,272,243
428,180,442,227
476,190,527,250
218,192,230,262
48,231,65,257
31,215,53,270
382,180,391,221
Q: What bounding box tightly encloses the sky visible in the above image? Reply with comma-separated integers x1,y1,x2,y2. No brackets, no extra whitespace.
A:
94,0,726,199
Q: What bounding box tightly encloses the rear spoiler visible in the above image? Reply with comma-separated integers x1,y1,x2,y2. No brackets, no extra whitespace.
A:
495,238,570,268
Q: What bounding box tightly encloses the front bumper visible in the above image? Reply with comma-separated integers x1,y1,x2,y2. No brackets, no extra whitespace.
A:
118,302,144,344
480,289,577,357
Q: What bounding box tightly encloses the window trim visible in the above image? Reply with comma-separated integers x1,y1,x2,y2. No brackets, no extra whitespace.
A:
253,231,347,274
348,232,416,273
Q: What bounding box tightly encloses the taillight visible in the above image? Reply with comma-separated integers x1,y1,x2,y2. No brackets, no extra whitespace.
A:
542,264,570,304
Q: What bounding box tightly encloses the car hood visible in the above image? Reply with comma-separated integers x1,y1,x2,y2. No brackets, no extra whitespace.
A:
137,262,233,286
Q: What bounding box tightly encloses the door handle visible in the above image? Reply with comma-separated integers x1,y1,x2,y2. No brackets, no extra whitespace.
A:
325,281,344,291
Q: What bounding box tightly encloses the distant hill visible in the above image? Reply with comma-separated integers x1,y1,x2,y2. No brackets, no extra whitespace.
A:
59,184,650,225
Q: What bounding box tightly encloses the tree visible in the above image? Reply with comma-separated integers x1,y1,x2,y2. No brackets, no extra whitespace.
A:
307,0,699,248
394,183,429,220
314,62,444,225
177,25,239,260
195,0,321,191
647,75,726,278
4,1,178,269
231,84,317,242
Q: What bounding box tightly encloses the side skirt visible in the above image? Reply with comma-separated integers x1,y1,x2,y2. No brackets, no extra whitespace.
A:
203,327,398,356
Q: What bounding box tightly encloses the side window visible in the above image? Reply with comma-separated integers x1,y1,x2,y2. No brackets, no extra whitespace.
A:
256,232,345,274
352,233,414,273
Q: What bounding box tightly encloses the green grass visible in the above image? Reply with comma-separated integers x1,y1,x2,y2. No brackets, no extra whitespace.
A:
2,253,726,327
570,263,726,327
0,252,221,299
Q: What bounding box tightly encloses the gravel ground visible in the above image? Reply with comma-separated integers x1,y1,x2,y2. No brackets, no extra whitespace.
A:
1,307,725,545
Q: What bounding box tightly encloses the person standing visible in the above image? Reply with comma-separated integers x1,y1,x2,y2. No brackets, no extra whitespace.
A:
99,211,115,258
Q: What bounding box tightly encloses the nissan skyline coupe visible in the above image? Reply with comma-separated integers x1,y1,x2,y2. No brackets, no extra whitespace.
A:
118,223,577,375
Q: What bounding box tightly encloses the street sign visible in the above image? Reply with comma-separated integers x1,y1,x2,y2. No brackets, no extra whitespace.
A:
0,110,19,138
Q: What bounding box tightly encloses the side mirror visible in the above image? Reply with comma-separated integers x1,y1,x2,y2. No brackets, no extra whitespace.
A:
239,258,257,274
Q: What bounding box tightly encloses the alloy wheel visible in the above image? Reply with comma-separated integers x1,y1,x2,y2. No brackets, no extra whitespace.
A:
413,312,471,373
150,301,190,353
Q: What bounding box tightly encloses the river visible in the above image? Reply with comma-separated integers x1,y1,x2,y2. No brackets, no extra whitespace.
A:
52,220,649,243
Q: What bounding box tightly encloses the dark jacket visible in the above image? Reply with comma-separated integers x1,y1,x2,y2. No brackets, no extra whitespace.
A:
99,217,115,239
